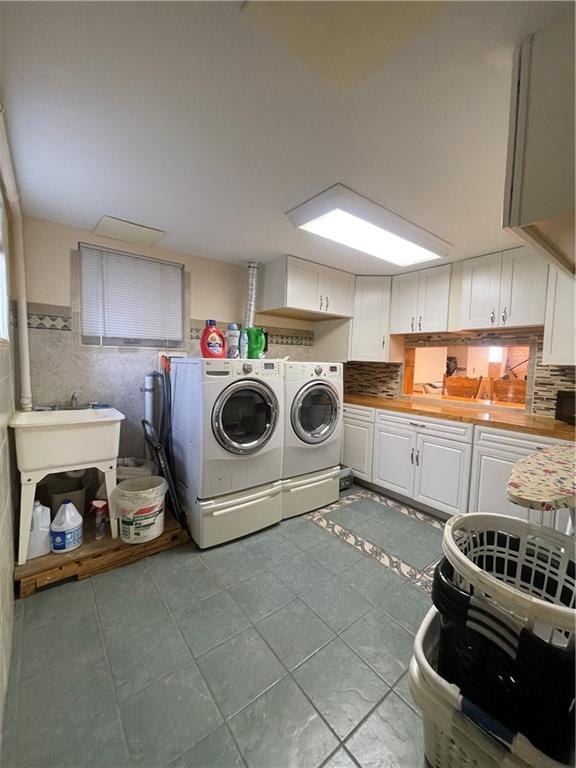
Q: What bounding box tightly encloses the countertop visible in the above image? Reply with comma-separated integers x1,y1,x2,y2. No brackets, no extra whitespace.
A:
343,395,575,441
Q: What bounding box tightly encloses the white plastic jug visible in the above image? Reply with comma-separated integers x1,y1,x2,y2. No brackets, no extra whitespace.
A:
28,501,51,560
51,500,83,553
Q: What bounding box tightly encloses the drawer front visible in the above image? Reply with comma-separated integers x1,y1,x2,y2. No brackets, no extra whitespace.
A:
474,426,570,452
343,405,375,423
376,410,473,443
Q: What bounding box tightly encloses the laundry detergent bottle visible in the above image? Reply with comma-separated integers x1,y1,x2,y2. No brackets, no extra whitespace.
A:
201,320,226,358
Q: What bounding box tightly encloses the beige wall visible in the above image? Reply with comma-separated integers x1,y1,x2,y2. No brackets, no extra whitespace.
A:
21,216,313,330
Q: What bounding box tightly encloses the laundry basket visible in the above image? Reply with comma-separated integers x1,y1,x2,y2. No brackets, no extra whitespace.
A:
442,513,575,643
432,557,574,763
410,607,565,768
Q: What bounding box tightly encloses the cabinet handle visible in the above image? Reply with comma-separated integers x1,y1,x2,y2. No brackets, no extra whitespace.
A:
409,421,427,428
490,310,495,326
418,316,422,331
381,336,386,349
501,307,507,325
326,296,330,311
415,450,420,466
319,295,323,311
410,448,414,464
411,316,414,332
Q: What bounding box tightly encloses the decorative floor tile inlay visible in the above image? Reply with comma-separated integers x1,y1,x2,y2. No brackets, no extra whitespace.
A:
305,489,444,593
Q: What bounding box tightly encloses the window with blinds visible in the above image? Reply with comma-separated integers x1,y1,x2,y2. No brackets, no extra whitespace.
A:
80,243,184,347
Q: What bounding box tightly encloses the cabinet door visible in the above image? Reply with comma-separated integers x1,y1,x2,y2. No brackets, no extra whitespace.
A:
499,247,547,327
286,257,321,312
389,273,419,333
413,434,471,516
350,277,390,362
372,425,416,496
469,446,531,520
460,253,502,329
320,268,355,317
417,265,451,332
542,266,576,365
343,419,374,482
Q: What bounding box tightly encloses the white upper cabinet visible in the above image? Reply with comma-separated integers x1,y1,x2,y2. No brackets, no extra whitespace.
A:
417,265,451,332
286,257,322,313
319,266,355,317
460,252,502,329
389,273,419,333
389,264,450,334
542,266,575,365
258,255,355,318
350,276,403,363
460,247,547,330
499,247,548,327
503,10,575,273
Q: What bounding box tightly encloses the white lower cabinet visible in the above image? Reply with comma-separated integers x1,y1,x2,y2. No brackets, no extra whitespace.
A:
372,424,416,496
342,406,374,482
413,434,471,516
371,411,472,516
469,427,571,530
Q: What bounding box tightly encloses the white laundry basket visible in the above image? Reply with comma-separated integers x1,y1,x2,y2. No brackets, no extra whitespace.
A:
442,513,575,643
410,607,565,768
115,475,166,544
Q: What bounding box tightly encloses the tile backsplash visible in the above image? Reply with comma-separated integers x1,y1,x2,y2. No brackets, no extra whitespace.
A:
17,305,315,457
345,329,575,417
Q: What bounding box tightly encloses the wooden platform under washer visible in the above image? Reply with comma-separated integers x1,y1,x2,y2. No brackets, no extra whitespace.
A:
14,513,189,598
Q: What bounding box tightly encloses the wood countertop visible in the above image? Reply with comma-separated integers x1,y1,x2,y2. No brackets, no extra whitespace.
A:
343,395,576,441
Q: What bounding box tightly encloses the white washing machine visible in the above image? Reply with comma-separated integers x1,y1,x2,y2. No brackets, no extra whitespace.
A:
171,358,284,547
282,362,343,519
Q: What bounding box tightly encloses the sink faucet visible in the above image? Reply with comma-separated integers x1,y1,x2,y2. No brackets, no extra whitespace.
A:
70,392,79,408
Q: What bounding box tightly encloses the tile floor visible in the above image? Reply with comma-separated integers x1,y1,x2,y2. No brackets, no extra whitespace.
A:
1,487,441,768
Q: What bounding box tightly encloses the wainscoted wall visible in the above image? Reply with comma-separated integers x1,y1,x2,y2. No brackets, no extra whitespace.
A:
19,305,314,457
344,329,575,417
0,330,15,737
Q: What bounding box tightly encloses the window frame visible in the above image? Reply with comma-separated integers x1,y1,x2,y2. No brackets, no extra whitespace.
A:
77,242,186,350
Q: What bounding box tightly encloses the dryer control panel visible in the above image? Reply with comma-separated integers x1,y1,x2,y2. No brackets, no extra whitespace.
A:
233,359,283,379
284,362,343,381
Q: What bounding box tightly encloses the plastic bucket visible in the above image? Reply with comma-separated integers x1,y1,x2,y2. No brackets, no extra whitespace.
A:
115,476,167,544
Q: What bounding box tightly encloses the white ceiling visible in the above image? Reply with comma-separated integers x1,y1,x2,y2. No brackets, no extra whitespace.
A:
0,1,570,275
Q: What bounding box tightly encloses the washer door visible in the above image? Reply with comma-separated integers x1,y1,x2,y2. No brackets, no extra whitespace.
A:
291,381,340,445
212,380,279,455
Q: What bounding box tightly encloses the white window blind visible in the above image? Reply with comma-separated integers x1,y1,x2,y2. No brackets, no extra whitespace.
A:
80,243,184,347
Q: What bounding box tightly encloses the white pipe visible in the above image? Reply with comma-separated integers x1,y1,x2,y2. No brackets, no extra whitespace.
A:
0,104,32,411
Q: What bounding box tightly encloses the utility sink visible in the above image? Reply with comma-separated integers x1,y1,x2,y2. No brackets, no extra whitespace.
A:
9,407,125,472
10,407,125,564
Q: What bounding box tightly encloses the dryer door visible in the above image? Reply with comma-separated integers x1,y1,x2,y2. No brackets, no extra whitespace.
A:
291,381,340,445
212,380,279,455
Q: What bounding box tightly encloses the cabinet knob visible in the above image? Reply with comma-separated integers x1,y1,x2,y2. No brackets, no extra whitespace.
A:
501,307,507,325
490,310,496,325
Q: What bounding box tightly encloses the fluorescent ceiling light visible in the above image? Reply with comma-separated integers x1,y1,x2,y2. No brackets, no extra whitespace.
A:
287,184,452,267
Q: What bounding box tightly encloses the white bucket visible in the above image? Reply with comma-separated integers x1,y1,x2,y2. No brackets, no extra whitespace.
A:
115,475,167,544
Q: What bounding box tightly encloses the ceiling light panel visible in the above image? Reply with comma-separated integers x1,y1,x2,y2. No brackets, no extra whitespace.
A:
287,184,452,267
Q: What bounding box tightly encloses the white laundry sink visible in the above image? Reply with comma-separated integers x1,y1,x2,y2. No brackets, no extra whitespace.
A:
9,407,125,472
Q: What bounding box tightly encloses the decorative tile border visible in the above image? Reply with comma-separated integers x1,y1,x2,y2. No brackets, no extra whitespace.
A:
10,302,72,332
305,488,444,593
190,319,314,347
